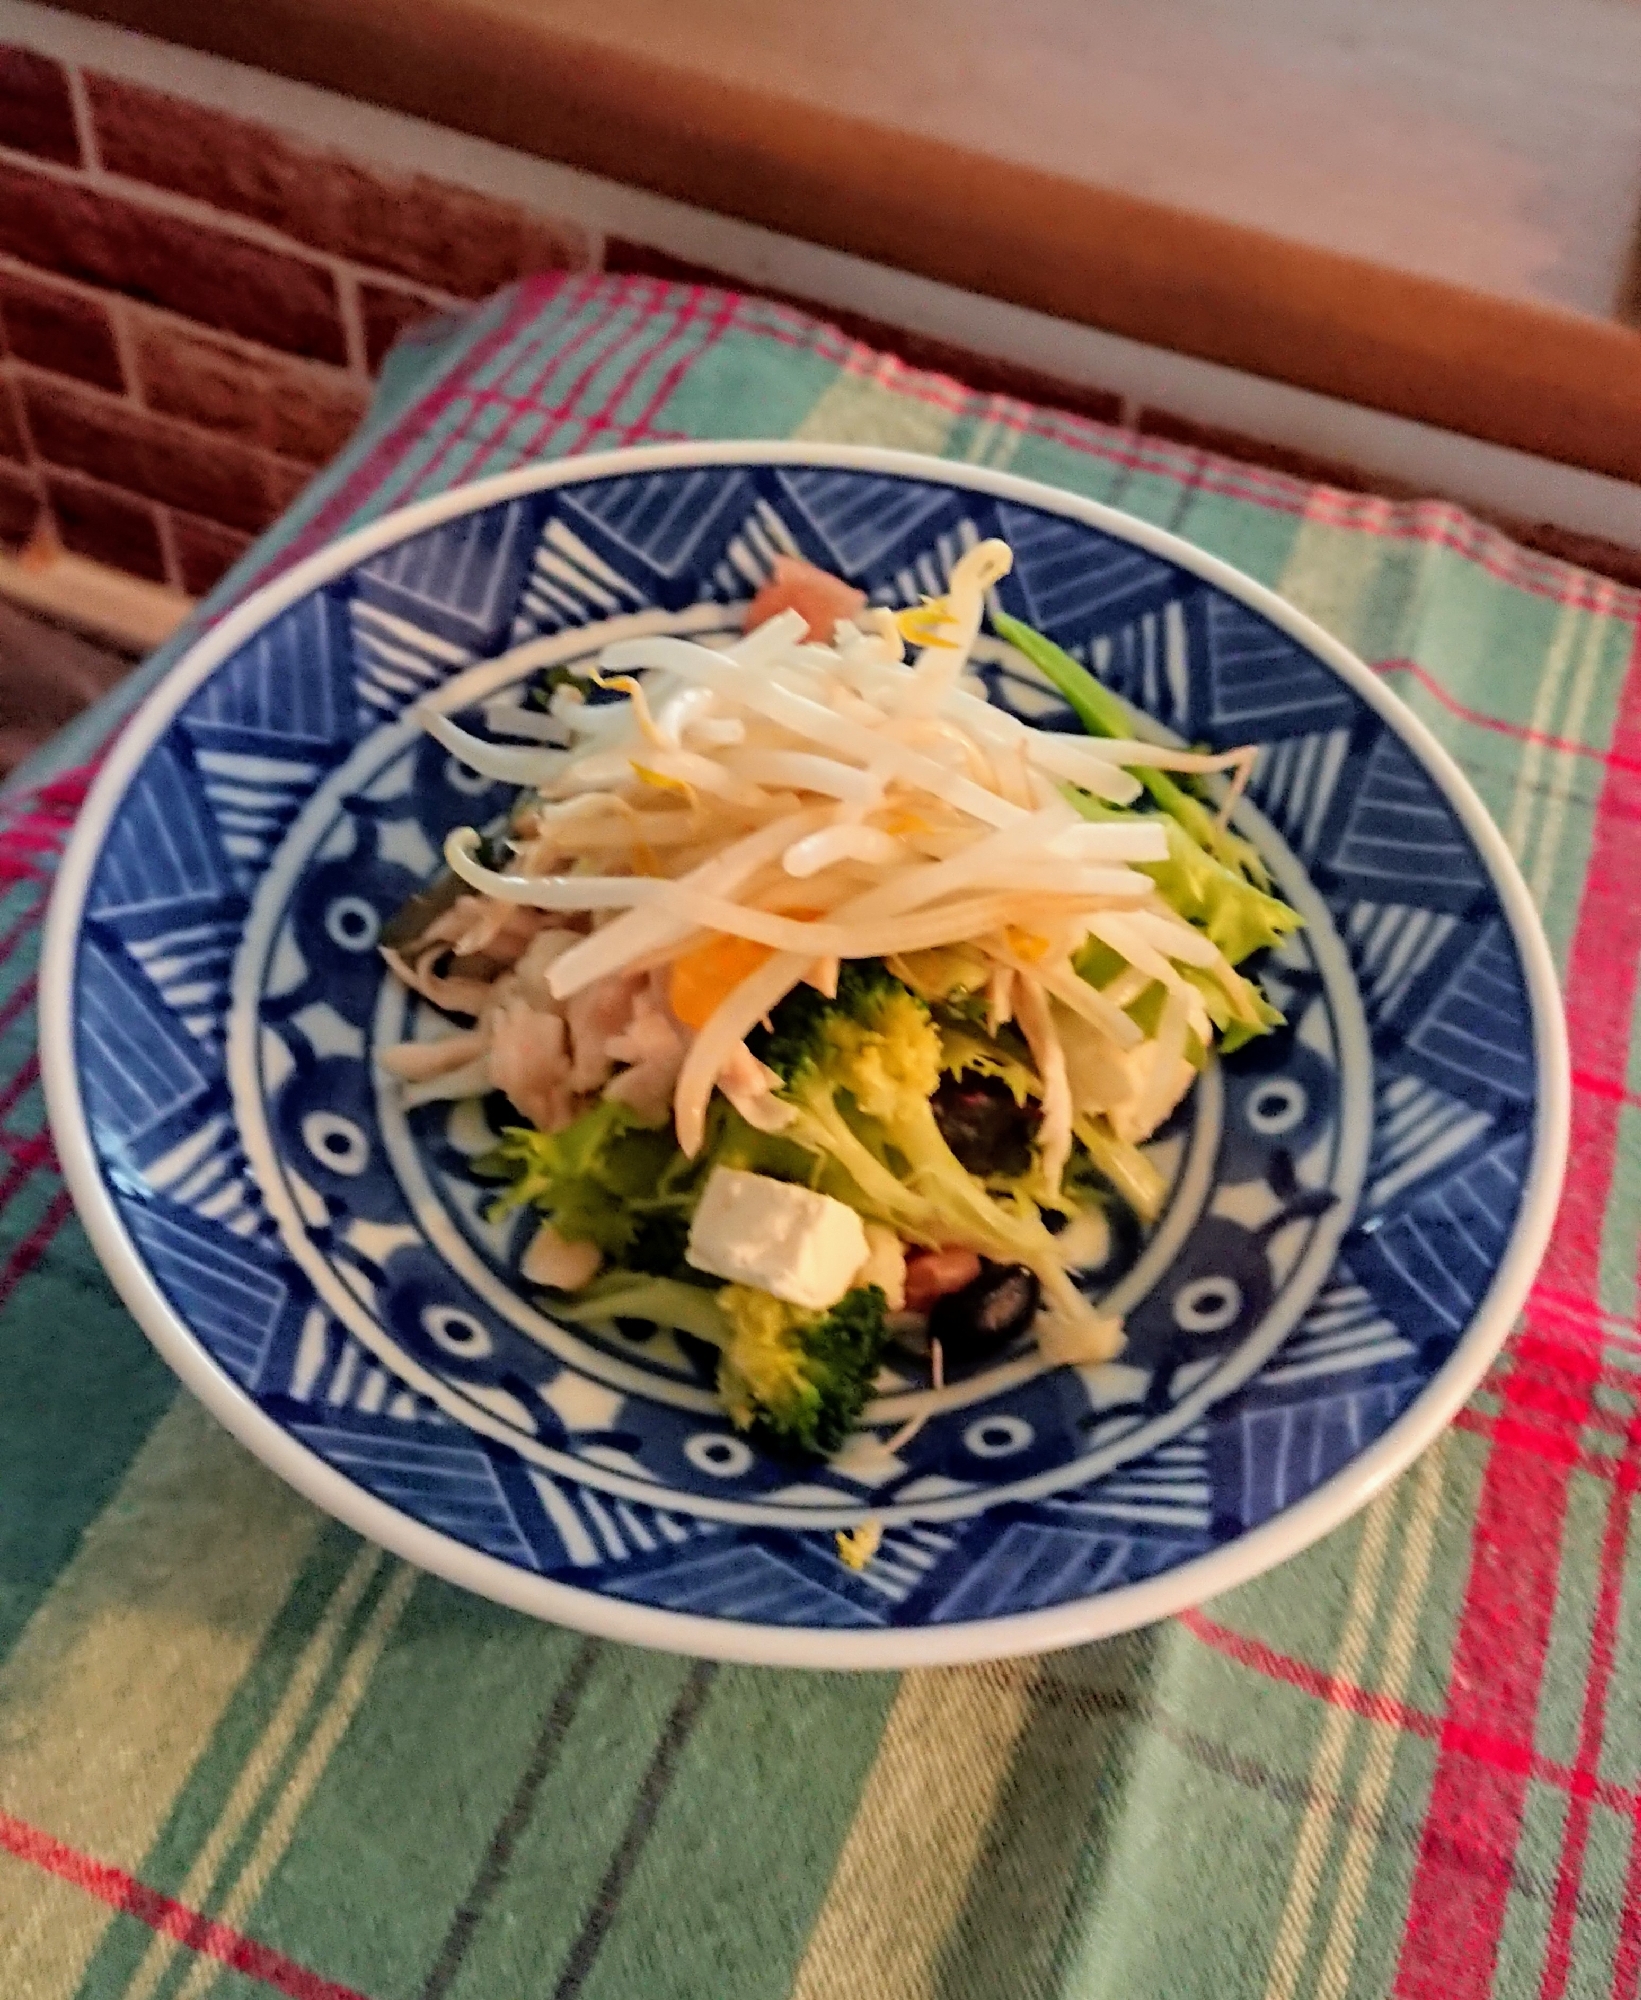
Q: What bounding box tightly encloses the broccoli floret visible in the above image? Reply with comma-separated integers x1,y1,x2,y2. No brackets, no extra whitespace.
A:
752,962,961,1232
624,1207,692,1278
476,1100,687,1257
751,962,1105,1340
755,959,932,1085
552,1275,891,1457
714,1283,888,1458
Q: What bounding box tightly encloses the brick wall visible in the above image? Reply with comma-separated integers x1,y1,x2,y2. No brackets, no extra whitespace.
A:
0,38,1141,604
4,42,1639,606
0,46,591,595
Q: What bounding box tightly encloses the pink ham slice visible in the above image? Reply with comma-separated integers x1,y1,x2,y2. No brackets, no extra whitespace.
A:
745,556,866,643
903,1248,983,1315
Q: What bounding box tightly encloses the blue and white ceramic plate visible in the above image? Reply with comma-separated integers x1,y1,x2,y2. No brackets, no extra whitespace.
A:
41,445,1568,1667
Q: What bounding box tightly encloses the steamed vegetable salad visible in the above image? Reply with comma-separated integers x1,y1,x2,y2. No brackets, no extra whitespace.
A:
381,540,1300,1461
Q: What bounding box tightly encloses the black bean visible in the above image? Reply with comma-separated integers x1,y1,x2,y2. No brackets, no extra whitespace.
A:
932,1073,1038,1177
927,1262,1040,1374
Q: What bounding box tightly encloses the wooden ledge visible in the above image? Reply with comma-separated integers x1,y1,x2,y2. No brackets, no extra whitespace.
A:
49,0,1641,483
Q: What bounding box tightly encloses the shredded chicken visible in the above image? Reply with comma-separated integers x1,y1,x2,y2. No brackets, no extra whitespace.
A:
419,894,543,966
565,970,645,1097
601,973,688,1122
486,1000,573,1134
376,1030,487,1083
716,1042,797,1133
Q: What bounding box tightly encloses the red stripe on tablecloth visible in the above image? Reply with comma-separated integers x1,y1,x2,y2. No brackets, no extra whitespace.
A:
1451,1407,1641,1489
579,286,716,443
1539,632,1641,1306
1500,1337,1641,1416
1570,1068,1641,1113
1394,623,1641,2000
1531,1283,1641,1344
0,1808,375,2000
0,973,40,1042
1612,1348,1641,1983
0,1124,52,1207
0,1051,39,1135
1180,1610,1443,1737
0,892,45,981
0,770,98,887
1377,660,1634,771
531,287,710,467
0,834,66,886
0,1185,70,1309
442,277,651,489
462,271,709,489
1537,1408,1640,1998
463,388,685,450
1614,1823,1641,2000
1182,1611,1641,1816
622,285,743,444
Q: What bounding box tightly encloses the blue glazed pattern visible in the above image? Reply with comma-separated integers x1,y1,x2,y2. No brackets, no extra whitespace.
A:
67,458,1543,1636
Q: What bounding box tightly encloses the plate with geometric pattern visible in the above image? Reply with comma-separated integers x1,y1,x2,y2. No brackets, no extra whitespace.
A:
40,444,1568,1667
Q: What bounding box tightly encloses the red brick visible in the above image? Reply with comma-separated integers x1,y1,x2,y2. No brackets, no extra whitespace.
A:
43,467,166,581
0,373,26,462
0,49,79,167
359,282,450,372
169,509,250,596
88,76,588,297
22,373,310,534
605,237,1125,425
0,268,122,391
0,161,346,363
133,317,367,465
0,456,40,546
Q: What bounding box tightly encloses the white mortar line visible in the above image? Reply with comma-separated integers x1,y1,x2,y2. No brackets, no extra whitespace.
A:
60,58,99,173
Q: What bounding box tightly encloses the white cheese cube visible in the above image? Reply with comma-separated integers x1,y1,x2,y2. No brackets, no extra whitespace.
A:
686,1167,869,1312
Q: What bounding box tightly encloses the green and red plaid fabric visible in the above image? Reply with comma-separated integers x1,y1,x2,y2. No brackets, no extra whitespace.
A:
2,272,1637,2000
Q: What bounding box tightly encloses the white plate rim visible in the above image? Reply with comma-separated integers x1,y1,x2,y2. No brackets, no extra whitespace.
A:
39,439,1570,1670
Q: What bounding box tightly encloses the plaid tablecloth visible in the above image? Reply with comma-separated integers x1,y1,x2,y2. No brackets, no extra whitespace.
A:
2,272,1636,2000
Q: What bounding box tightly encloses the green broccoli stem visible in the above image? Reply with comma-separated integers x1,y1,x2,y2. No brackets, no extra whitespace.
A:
1074,1116,1167,1225
551,1275,731,1346
788,1084,1034,1268
993,610,1269,888
896,1098,1047,1253
807,1079,1112,1346
786,1094,936,1239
